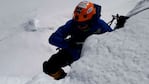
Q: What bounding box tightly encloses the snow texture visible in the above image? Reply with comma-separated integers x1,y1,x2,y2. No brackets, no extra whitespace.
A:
1,0,149,84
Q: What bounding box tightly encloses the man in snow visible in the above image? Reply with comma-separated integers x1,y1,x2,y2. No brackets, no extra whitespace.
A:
43,1,113,80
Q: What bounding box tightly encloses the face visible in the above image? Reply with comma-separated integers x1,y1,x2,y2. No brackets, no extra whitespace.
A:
77,22,89,30
76,21,91,31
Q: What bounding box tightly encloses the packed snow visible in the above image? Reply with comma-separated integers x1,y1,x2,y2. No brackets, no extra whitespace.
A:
1,0,149,84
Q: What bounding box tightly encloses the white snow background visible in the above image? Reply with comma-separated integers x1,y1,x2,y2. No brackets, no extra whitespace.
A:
0,0,149,84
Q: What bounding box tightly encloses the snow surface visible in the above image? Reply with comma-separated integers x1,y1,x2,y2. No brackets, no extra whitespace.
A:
1,0,149,84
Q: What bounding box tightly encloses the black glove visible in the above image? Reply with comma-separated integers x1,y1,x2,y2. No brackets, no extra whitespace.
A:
66,39,77,48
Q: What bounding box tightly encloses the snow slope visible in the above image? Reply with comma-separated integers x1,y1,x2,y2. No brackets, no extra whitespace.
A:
1,0,149,84
27,0,149,84
73,1,149,84
74,7,149,84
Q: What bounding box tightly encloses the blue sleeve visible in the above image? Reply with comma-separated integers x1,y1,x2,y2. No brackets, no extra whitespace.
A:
98,19,113,33
49,20,72,49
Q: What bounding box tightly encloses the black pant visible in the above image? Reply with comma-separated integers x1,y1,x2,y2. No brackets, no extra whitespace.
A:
43,49,74,74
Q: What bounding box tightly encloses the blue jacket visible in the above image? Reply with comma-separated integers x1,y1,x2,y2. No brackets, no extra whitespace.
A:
49,4,113,61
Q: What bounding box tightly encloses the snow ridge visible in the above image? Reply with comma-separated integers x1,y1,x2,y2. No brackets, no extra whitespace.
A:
127,0,149,17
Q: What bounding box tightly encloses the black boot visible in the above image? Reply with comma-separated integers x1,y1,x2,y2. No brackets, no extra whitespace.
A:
43,61,67,80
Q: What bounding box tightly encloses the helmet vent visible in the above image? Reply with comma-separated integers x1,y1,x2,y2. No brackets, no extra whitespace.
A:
76,7,82,14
